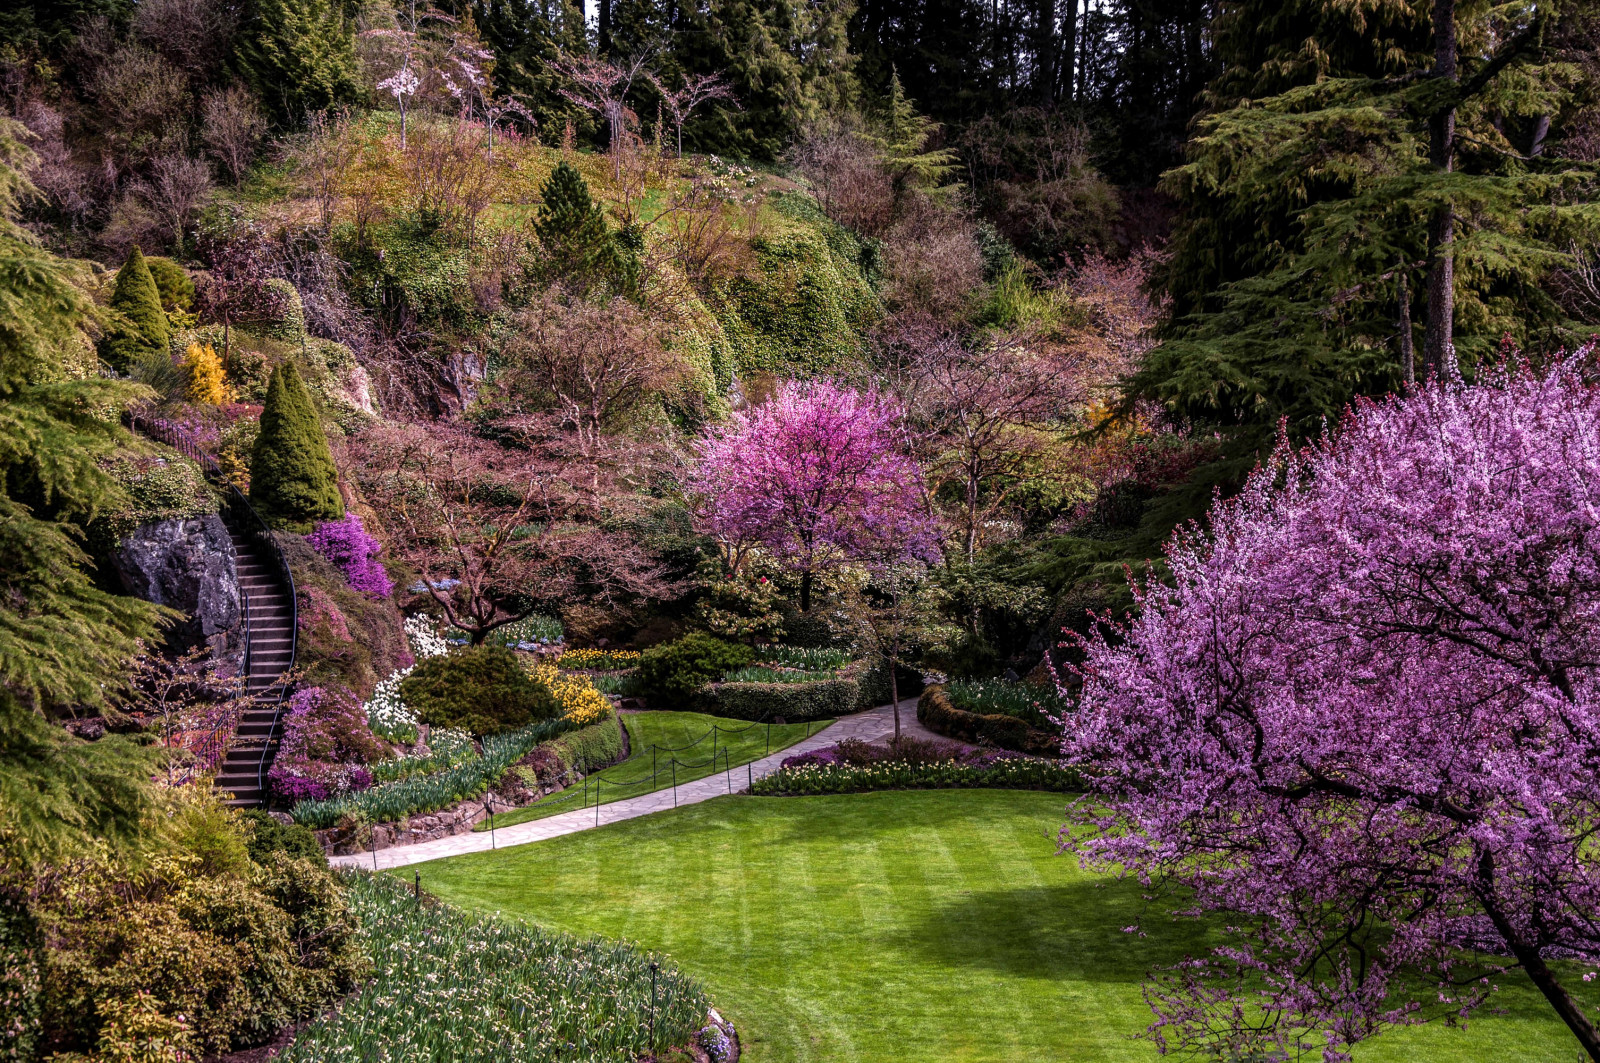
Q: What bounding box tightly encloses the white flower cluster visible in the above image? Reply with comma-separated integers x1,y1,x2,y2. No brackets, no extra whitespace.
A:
404,613,451,660
364,670,418,742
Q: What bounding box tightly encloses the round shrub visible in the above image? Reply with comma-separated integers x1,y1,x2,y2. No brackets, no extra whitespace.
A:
399,646,560,735
634,633,755,708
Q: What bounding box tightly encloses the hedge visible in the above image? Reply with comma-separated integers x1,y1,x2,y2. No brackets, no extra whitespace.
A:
546,715,625,775
751,757,1082,796
917,686,1061,756
694,658,926,721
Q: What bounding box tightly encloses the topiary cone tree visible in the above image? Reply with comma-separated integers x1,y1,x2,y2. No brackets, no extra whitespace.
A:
250,361,344,531
100,246,171,372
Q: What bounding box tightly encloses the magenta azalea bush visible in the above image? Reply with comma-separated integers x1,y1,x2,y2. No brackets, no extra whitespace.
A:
693,380,936,610
1064,348,1600,1062
268,685,386,803
307,513,394,599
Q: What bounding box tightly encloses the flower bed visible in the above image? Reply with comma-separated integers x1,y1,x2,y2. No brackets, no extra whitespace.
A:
290,716,576,829
945,678,1067,731
277,872,710,1063
559,648,641,671
751,735,1082,796
752,756,1082,796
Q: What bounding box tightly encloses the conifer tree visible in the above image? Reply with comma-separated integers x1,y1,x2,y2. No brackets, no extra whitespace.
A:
250,361,344,531
233,0,361,124
101,247,171,372
0,120,168,867
534,162,621,293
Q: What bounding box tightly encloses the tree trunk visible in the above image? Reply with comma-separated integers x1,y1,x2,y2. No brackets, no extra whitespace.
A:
890,656,900,739
1478,890,1600,1060
1421,0,1457,379
1397,261,1415,386
1529,113,1551,157
800,570,813,613
1034,0,1056,104
1061,0,1077,103
598,0,612,56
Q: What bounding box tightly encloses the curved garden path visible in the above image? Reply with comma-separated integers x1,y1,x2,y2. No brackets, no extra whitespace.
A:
331,698,935,870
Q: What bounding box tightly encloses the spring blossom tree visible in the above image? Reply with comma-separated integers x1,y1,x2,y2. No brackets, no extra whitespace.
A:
694,380,935,613
1063,348,1600,1061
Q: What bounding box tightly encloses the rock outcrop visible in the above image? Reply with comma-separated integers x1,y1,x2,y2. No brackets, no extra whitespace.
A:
114,515,242,657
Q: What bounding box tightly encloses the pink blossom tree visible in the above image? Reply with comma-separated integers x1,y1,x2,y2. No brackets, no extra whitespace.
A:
1063,347,1600,1062
694,380,935,613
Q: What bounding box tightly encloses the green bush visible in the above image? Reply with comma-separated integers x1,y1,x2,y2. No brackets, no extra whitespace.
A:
546,715,625,776
917,686,1060,756
401,645,560,736
145,255,195,312
635,633,755,708
853,659,926,710
239,809,327,867
34,827,362,1058
100,246,171,372
699,676,856,721
251,361,345,531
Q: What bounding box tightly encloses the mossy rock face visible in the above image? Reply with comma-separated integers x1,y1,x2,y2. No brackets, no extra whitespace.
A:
713,210,880,377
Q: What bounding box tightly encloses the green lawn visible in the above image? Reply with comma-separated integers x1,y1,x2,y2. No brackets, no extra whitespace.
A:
417,790,1590,1063
478,711,821,830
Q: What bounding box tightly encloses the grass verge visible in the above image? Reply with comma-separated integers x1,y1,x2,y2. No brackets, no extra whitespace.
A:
478,711,819,830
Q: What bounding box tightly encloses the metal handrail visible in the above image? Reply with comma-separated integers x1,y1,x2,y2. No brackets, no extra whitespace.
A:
126,410,298,803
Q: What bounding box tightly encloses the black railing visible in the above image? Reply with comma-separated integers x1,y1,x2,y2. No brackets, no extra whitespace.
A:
126,410,298,802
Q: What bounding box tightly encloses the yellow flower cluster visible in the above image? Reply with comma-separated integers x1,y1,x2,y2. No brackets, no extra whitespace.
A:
531,664,613,726
557,648,641,671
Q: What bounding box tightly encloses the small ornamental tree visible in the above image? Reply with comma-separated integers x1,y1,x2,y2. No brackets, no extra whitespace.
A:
694,380,935,612
250,362,344,531
533,161,619,293
1064,347,1600,1062
101,247,170,372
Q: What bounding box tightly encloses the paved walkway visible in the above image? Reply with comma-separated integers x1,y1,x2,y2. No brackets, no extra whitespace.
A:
331,699,933,870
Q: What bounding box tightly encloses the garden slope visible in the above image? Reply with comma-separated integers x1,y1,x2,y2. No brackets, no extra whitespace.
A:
414,791,1590,1063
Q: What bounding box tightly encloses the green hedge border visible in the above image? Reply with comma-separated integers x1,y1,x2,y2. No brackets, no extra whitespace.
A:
916,686,1060,756
696,659,925,721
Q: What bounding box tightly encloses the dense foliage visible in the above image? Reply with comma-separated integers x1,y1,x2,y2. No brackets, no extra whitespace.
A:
251,361,344,531
634,633,756,708
400,645,561,735
1066,349,1600,1061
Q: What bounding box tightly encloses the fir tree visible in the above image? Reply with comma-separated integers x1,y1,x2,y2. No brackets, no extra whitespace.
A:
233,0,361,124
100,247,171,373
0,120,168,867
250,361,344,531
534,162,621,293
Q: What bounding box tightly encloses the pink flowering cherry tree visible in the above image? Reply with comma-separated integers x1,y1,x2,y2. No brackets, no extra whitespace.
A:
1064,348,1600,1062
694,380,936,613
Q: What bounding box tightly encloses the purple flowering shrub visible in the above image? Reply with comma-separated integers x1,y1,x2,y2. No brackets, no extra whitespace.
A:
307,513,394,599
268,686,388,802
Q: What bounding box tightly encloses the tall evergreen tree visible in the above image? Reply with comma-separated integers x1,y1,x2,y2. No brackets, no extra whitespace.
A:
233,0,361,124
250,361,344,531
100,247,170,373
0,120,168,867
534,162,623,293
1138,0,1597,458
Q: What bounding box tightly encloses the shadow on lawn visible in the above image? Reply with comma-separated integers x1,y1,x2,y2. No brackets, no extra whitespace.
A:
904,881,1220,981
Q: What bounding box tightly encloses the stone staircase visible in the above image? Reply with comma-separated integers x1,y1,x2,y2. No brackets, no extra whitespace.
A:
214,522,297,807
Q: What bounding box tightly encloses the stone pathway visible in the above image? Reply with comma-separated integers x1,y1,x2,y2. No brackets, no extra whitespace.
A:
331,699,932,871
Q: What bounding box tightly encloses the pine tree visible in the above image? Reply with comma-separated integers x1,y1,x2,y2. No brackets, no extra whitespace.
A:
250,361,344,531
0,119,168,867
233,0,361,124
101,247,171,373
534,162,622,293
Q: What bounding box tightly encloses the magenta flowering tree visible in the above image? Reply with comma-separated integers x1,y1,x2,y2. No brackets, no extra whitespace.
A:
1063,348,1600,1061
694,380,936,612
307,513,394,599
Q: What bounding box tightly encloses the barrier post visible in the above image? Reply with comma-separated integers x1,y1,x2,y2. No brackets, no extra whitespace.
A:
671,760,677,807
766,721,771,754
595,781,601,827
748,760,753,791
414,871,420,903
725,749,732,793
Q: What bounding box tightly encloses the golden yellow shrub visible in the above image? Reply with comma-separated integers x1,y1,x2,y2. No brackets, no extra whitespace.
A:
182,343,234,405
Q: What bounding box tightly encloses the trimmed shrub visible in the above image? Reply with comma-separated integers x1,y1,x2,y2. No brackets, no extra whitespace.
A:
917,685,1061,756
699,676,858,721
751,755,1081,796
853,659,926,710
146,255,196,312
634,633,755,708
400,645,561,736
101,246,171,371
251,361,344,531
546,714,625,776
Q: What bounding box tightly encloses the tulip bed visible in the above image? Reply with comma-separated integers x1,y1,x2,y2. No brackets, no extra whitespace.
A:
277,872,709,1062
